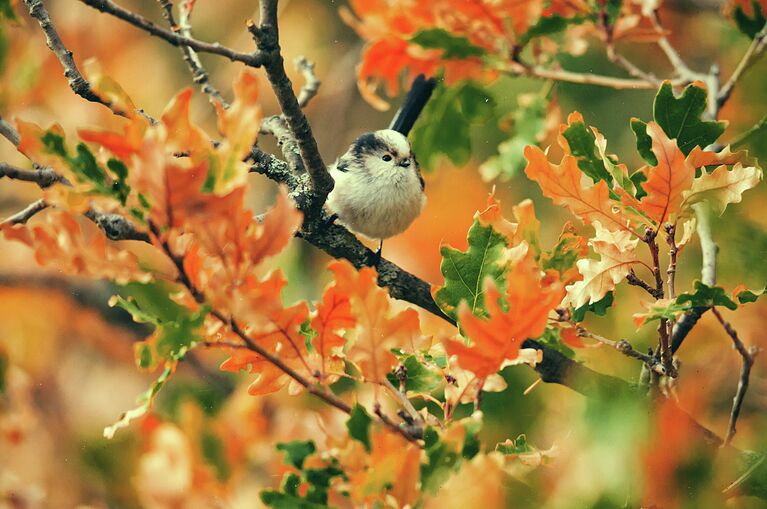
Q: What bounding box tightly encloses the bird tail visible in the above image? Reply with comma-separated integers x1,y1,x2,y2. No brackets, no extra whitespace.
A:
388,74,438,136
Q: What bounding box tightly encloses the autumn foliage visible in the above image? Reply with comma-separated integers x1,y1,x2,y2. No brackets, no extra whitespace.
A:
1,0,767,507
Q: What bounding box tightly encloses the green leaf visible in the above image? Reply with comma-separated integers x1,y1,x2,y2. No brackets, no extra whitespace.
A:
201,431,230,481
346,404,372,452
260,490,333,509
733,1,766,38
734,286,766,304
519,14,581,46
572,292,614,322
434,218,508,319
107,158,131,205
388,355,443,394
411,82,495,170
103,362,176,439
277,440,317,470
410,28,485,59
653,82,726,155
420,427,462,493
481,94,549,181
631,119,657,166
0,0,16,23
114,282,209,367
561,119,612,184
677,281,738,310
496,434,533,455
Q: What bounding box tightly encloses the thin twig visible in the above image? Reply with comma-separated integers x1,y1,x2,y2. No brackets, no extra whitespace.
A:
79,0,269,68
384,378,423,427
650,9,704,82
295,56,321,108
0,116,20,146
712,307,759,446
718,24,767,109
260,115,305,173
156,0,229,108
0,162,63,188
1,199,49,225
578,328,668,375
23,0,125,116
247,1,333,212
606,45,661,85
505,60,660,90
730,115,767,149
627,269,663,299
665,223,677,300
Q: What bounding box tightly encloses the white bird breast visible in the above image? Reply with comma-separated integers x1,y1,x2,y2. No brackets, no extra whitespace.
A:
327,161,426,240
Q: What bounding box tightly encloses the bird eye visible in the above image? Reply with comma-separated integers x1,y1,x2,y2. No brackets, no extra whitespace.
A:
382,154,392,162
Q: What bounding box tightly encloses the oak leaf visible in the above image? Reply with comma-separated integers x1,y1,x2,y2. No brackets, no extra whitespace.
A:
524,144,640,235
636,122,695,225
565,221,643,308
329,260,423,383
1,209,149,284
447,252,564,379
680,163,762,215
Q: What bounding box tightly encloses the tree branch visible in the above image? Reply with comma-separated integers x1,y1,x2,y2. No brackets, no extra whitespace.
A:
0,116,20,147
23,0,126,116
712,307,760,446
0,162,64,188
247,1,333,212
505,59,660,90
79,0,269,68
718,24,767,109
295,56,321,108
671,202,718,353
1,199,49,225
156,0,229,108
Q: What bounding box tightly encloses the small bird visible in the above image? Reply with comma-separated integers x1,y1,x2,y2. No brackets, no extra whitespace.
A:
326,75,436,265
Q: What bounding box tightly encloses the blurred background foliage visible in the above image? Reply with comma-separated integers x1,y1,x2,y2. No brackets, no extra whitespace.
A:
0,0,766,507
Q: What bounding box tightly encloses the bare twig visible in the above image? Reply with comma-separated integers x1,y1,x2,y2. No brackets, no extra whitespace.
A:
606,45,661,85
295,56,321,108
23,0,125,116
0,162,63,188
718,24,767,109
730,115,767,149
260,115,305,173
650,10,705,82
1,199,49,225
156,0,229,108
505,60,660,90
79,0,269,68
247,1,333,211
0,116,20,146
627,269,663,299
579,328,669,375
712,307,760,445
665,223,678,300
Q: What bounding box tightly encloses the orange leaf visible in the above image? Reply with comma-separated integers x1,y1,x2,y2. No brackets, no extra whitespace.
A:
448,252,564,379
311,284,356,380
329,260,423,383
637,122,695,224
1,209,150,284
524,145,639,236
347,429,422,506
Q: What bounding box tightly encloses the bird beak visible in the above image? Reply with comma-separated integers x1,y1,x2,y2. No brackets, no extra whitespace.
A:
398,159,411,168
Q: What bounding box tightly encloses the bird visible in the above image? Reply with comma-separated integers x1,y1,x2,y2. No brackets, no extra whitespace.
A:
326,74,437,266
